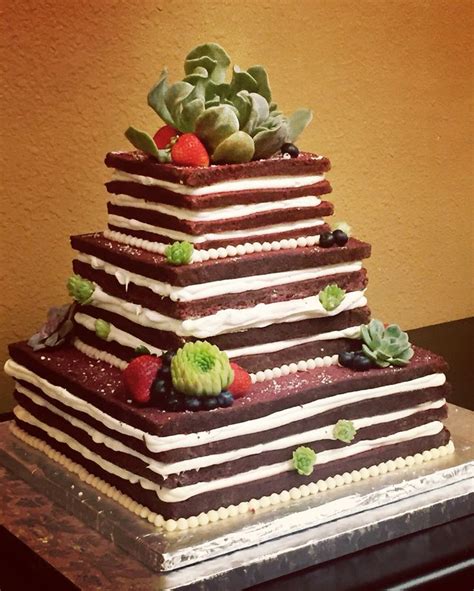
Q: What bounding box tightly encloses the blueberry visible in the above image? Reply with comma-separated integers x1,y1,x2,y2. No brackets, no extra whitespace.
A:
333,229,349,247
338,351,355,368
160,364,171,377
151,378,167,397
202,397,219,410
162,350,175,365
281,143,300,158
352,354,373,371
319,232,335,248
217,391,234,408
184,397,202,411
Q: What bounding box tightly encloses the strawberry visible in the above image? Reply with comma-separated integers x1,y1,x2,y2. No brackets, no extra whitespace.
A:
153,125,179,149
171,133,210,167
228,363,252,399
123,355,162,404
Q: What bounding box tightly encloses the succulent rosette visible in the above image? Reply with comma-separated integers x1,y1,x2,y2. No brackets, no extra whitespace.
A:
333,419,357,444
28,303,76,351
361,319,414,368
126,43,312,164
67,274,95,305
171,341,234,397
292,446,317,476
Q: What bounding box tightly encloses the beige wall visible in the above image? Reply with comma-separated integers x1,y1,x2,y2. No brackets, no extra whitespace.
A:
1,0,473,412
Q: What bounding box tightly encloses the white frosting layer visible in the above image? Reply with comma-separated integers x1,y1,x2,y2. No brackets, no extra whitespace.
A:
109,194,322,221
108,214,325,244
4,358,446,454
13,403,444,502
103,229,321,260
226,325,361,358
111,169,326,196
77,253,363,302
74,338,128,370
89,284,367,338
16,382,446,477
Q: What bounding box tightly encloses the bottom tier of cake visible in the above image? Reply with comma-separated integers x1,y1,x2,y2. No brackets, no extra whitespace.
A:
5,341,451,528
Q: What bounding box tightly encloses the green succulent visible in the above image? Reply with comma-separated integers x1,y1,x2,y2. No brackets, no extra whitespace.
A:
126,42,312,164
333,419,357,444
318,284,346,311
165,241,194,265
95,319,110,340
67,275,94,305
292,446,317,476
361,319,414,368
171,341,234,397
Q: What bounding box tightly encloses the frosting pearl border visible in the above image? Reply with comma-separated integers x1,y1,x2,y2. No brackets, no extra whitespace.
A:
10,422,455,532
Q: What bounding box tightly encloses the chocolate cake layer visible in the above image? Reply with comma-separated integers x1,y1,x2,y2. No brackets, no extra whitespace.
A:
7,342,448,438
105,151,331,186
105,180,333,209
14,377,449,463
74,303,370,352
13,393,447,488
71,233,372,286
14,418,450,519
107,201,334,235
106,223,332,250
72,258,368,319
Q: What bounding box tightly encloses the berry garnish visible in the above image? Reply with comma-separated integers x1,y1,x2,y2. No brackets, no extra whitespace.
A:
281,143,300,158
153,125,179,149
165,392,185,412
162,350,175,365
160,364,171,377
319,232,335,248
203,397,219,410
217,391,234,408
228,363,252,399
333,229,349,246
151,378,167,397
171,133,210,167
352,354,373,372
122,355,162,404
184,397,202,412
338,351,355,368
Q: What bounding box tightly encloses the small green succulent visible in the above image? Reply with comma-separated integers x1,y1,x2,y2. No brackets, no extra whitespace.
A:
318,284,346,311
333,419,357,444
292,446,317,476
67,275,94,305
126,43,312,164
171,341,234,397
361,319,414,368
165,241,194,265
95,319,110,340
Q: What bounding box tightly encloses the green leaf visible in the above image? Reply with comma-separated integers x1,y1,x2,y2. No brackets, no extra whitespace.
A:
147,69,176,126
184,43,231,83
360,319,414,368
212,131,255,164
133,345,151,357
229,66,259,95
253,120,288,159
242,93,270,135
287,109,313,143
178,97,205,132
195,105,239,152
124,127,171,162
292,446,317,476
333,419,357,444
318,284,346,311
247,65,272,102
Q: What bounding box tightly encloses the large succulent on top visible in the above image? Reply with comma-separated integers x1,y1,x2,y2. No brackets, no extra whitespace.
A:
126,43,312,164
361,319,414,368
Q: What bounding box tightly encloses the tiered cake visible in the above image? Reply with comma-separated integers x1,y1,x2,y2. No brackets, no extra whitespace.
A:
4,44,452,530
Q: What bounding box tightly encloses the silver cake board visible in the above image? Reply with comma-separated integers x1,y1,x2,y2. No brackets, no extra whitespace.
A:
0,403,473,590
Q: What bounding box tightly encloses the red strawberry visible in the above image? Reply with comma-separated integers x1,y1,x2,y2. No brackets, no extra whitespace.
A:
228,363,252,399
171,133,210,167
123,355,162,404
153,125,179,149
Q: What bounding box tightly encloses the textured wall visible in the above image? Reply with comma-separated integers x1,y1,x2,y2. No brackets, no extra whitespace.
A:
1,0,473,412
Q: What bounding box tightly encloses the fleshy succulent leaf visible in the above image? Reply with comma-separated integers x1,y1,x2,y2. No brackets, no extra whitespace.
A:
212,131,255,164
242,93,270,135
360,319,414,368
287,108,313,143
333,419,357,444
253,120,289,159
165,241,194,265
318,284,346,312
292,446,317,476
184,43,231,84
247,65,271,102
147,69,176,126
229,66,259,95
124,127,171,162
67,275,94,305
195,105,240,152
171,341,234,397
